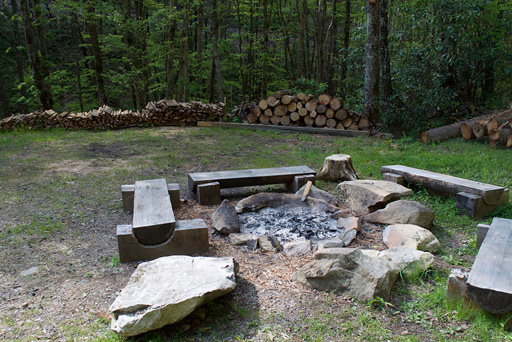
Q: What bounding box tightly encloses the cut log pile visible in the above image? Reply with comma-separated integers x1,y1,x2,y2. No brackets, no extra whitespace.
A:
459,110,512,147
0,99,225,130
236,90,371,131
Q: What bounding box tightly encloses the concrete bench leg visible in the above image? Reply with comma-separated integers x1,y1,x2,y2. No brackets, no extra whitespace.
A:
117,219,209,263
122,183,180,212
197,182,221,205
476,223,491,250
382,172,405,185
286,174,316,192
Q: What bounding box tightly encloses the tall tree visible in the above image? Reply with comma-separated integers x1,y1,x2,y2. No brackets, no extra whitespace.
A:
339,0,350,105
364,0,380,122
379,0,392,100
208,0,223,102
176,0,190,101
10,0,27,111
86,1,108,106
326,0,338,94
19,0,53,109
165,0,178,99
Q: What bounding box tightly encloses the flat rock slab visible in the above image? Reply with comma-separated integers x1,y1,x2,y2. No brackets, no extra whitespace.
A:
364,200,434,227
235,192,340,214
337,180,413,214
383,224,440,253
283,238,312,256
379,247,434,278
110,256,237,337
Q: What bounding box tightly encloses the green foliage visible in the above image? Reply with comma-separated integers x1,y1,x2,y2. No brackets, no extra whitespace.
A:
291,77,328,97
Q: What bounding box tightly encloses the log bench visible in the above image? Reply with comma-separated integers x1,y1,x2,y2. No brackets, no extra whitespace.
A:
467,217,512,314
116,178,208,262
381,165,509,219
188,166,316,205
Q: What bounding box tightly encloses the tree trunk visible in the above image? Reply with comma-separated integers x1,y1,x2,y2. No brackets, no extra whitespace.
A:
379,0,392,100
10,0,27,112
72,13,84,112
86,2,108,106
340,0,351,106
0,72,9,118
302,0,310,78
326,0,337,94
364,0,380,122
195,4,204,93
165,0,178,99
210,0,223,102
261,0,270,96
177,0,190,101
20,0,53,109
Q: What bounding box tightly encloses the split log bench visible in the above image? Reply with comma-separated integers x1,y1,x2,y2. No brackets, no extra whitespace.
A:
381,165,509,219
122,183,180,212
467,217,512,314
116,178,208,262
188,166,316,205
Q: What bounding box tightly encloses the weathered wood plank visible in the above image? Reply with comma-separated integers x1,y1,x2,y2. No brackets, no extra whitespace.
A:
188,166,316,192
380,165,505,205
132,179,175,245
467,217,512,313
122,183,180,212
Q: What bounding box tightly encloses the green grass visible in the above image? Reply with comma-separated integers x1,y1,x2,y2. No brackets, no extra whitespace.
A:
1,126,512,341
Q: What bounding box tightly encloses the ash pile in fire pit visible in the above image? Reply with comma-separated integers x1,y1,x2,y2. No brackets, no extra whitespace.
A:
238,206,339,242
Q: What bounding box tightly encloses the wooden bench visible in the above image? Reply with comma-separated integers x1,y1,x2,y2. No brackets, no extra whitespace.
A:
467,217,512,314
122,183,180,212
132,178,175,245
188,166,316,205
381,165,509,218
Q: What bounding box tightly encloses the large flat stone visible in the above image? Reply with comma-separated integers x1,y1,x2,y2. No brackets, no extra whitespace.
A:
336,180,412,214
110,256,237,337
364,200,435,227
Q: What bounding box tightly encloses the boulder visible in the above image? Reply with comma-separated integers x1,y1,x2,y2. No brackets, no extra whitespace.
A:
337,216,361,232
283,238,312,256
337,180,413,214
364,200,434,228
379,247,434,278
258,235,281,252
292,248,400,300
211,200,240,235
382,224,440,253
229,232,257,246
316,154,357,182
110,256,237,337
296,184,339,206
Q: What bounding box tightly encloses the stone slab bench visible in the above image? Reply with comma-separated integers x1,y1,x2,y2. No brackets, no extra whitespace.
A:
188,166,316,205
117,219,209,263
132,179,175,245
467,217,512,314
122,183,180,212
381,165,509,219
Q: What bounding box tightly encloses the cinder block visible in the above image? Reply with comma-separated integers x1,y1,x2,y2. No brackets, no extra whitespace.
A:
197,182,221,205
286,174,316,192
382,172,405,185
122,183,180,212
117,219,209,263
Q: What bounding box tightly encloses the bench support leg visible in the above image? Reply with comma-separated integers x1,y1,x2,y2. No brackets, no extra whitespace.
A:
381,172,405,185
286,174,316,193
197,182,221,205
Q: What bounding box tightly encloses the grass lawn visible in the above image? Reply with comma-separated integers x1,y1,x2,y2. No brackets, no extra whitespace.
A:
0,126,511,341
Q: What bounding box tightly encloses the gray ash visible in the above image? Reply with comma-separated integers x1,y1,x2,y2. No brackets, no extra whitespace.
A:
238,206,340,243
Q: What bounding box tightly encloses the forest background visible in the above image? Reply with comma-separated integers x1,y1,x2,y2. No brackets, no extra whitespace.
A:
0,0,511,134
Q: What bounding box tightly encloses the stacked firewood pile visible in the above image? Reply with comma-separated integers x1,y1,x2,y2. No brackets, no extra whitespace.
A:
460,110,512,147
0,99,225,130
238,90,370,131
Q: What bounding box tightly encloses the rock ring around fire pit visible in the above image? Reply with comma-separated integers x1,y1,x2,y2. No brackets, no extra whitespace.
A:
221,191,359,253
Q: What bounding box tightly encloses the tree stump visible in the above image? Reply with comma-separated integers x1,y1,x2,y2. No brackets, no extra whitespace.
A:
317,154,357,181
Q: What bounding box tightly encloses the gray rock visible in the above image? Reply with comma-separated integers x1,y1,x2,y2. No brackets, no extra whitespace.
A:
229,232,257,246
337,216,361,232
379,247,434,278
246,238,258,251
20,267,39,277
382,224,441,253
211,200,240,235
364,200,434,228
283,239,312,256
295,184,339,206
338,229,357,247
292,248,400,300
337,180,413,214
110,256,237,337
258,236,281,252
316,238,344,249
235,193,339,214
